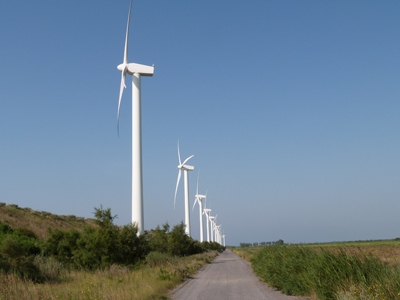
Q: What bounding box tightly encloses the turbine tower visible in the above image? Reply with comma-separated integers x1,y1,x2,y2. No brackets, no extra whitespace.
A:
117,0,154,234
193,173,206,242
203,208,211,242
174,141,194,236
209,215,215,242
215,224,222,244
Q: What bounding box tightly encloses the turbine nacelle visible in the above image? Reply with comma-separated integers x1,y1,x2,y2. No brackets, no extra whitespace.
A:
178,164,194,171
203,208,211,216
117,63,154,77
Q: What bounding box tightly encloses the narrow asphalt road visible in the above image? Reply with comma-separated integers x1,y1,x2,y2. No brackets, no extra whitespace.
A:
170,249,308,300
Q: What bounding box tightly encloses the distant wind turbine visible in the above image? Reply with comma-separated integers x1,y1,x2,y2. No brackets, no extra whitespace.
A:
116,0,154,234
193,173,206,242
203,208,211,242
215,224,222,244
174,141,194,236
209,215,215,242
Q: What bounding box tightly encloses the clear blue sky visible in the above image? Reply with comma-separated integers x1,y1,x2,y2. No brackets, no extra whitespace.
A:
1,1,399,246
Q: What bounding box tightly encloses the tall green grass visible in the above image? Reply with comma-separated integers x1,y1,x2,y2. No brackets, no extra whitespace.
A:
251,246,400,300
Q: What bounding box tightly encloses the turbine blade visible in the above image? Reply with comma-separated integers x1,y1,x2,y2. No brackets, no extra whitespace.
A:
174,169,181,209
123,0,132,65
192,198,198,211
197,171,199,195
182,155,194,166
117,69,127,136
177,140,182,165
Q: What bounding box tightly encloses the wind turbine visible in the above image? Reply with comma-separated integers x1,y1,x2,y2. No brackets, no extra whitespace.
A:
209,215,215,242
203,208,211,242
211,214,218,243
174,141,194,236
117,0,154,234
193,173,206,242
215,224,222,244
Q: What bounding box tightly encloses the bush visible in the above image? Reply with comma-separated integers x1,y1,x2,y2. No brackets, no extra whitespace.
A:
46,206,149,270
115,223,149,266
0,222,13,234
45,228,81,265
167,222,204,256
0,236,43,281
200,241,226,253
72,223,118,269
148,222,169,253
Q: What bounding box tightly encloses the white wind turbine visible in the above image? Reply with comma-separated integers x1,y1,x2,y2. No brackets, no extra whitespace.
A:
212,214,219,243
193,173,206,242
209,215,215,242
174,141,194,236
203,208,211,242
215,224,222,244
117,0,154,235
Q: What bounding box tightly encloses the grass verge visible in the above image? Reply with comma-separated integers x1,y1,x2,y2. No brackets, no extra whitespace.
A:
0,251,218,300
250,245,400,300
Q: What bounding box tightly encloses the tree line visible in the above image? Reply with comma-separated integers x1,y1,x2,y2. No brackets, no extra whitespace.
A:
240,239,284,248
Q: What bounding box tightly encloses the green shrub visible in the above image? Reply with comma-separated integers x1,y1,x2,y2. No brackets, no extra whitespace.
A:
46,206,149,270
148,222,169,253
200,241,226,253
45,228,81,265
14,227,38,239
0,236,43,281
167,222,204,256
114,223,149,266
0,222,13,234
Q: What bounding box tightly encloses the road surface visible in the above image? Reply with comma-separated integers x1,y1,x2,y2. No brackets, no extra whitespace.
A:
171,249,308,300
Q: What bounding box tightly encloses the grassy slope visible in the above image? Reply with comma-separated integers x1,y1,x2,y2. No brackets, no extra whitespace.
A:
0,203,96,239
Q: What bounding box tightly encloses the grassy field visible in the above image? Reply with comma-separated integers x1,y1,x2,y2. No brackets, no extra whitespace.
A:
233,241,400,300
233,239,400,265
0,251,218,300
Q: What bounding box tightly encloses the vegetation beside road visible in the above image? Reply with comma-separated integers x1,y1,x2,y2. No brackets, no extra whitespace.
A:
0,203,225,299
234,242,400,300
